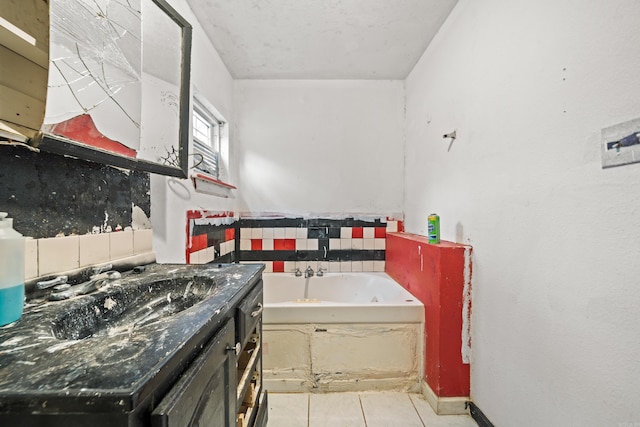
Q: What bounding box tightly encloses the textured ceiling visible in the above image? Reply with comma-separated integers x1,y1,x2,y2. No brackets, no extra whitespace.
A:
186,0,459,79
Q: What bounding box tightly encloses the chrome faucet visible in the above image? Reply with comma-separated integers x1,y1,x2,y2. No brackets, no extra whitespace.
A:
304,266,314,278
49,270,121,301
294,268,303,277
316,267,325,277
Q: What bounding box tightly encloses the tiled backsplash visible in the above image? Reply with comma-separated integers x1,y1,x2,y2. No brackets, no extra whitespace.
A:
185,211,404,272
186,210,237,264
237,216,402,273
24,229,154,280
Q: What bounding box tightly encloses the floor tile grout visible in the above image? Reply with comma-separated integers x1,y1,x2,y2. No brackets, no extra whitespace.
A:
408,393,427,427
358,393,368,427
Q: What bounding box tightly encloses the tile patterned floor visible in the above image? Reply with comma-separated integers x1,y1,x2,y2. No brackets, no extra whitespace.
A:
267,392,477,427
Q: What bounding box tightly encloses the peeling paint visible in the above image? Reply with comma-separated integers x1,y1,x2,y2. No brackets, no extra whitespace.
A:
461,246,472,364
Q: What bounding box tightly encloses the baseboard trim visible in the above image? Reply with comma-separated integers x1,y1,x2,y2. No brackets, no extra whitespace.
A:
420,382,469,415
467,402,495,427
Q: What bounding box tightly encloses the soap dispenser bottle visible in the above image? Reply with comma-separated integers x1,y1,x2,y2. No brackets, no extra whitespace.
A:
0,212,25,326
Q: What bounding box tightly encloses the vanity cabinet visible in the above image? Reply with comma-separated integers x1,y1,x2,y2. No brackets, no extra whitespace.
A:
151,279,267,427
0,263,266,427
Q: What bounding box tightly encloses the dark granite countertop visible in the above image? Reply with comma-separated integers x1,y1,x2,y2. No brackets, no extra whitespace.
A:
0,263,264,415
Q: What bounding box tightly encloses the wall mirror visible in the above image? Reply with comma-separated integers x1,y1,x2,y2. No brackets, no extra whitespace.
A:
34,0,192,178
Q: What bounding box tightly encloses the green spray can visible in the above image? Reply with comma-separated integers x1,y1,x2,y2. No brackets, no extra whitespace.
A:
428,213,440,244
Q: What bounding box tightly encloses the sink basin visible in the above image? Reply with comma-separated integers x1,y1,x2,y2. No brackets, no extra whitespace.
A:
51,276,218,340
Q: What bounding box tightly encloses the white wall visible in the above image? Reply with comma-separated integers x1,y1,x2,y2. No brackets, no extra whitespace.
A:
151,0,236,263
405,0,640,425
233,80,405,216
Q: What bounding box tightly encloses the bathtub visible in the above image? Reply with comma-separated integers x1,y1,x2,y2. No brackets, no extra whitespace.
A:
263,272,424,324
261,272,424,392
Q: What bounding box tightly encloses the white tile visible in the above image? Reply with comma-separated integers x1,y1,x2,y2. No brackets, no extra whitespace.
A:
38,235,80,276
362,260,374,272
374,238,386,250
221,240,234,255
262,228,274,239
263,238,274,251
318,261,329,272
363,228,375,239
240,228,252,238
273,228,286,239
359,393,423,427
24,238,38,279
296,238,307,250
351,261,363,272
340,227,352,238
263,261,273,273
190,249,203,264
341,238,352,249
307,239,318,251
133,229,153,254
329,238,341,250
373,261,386,272
268,393,308,427
284,261,297,274
202,247,215,264
110,231,134,260
409,394,477,427
352,239,363,250
296,228,307,239
285,227,297,239
329,262,341,273
79,233,110,267
340,261,352,272
309,393,365,427
363,238,375,250
251,228,263,239
386,221,398,233
240,239,251,251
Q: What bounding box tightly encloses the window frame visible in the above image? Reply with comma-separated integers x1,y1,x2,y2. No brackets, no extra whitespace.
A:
191,97,226,180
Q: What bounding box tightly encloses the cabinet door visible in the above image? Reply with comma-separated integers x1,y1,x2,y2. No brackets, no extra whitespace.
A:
236,281,263,349
151,319,238,427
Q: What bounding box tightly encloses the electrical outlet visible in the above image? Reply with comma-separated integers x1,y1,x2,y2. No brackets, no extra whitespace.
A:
601,118,640,168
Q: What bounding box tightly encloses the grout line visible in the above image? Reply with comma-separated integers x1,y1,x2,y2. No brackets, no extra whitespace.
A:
358,393,368,427
408,394,427,427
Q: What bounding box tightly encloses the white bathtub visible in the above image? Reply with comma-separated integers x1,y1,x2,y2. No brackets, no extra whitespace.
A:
262,272,424,324
261,272,424,393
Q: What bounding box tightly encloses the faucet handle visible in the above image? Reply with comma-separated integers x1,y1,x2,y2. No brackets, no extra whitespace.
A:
316,267,325,277
294,268,302,277
36,275,68,290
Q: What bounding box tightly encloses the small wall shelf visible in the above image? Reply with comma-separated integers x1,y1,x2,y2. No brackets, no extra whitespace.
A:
191,172,236,197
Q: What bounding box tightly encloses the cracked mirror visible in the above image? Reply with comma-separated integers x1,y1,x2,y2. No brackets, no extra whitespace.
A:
37,0,191,177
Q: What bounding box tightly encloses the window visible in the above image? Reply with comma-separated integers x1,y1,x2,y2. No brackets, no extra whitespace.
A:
192,99,225,180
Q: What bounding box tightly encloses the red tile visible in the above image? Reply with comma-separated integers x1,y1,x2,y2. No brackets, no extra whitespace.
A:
374,227,386,238
285,239,295,250
251,239,263,251
190,234,207,252
274,239,296,251
273,261,285,272
225,228,235,241
352,227,363,238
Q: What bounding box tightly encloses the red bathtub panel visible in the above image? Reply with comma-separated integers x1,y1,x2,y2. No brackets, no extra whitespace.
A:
386,232,471,398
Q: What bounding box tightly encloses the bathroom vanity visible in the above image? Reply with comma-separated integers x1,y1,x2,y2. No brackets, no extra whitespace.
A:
0,263,267,427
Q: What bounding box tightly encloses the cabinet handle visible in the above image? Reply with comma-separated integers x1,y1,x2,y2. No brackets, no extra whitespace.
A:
251,303,263,318
226,342,241,355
